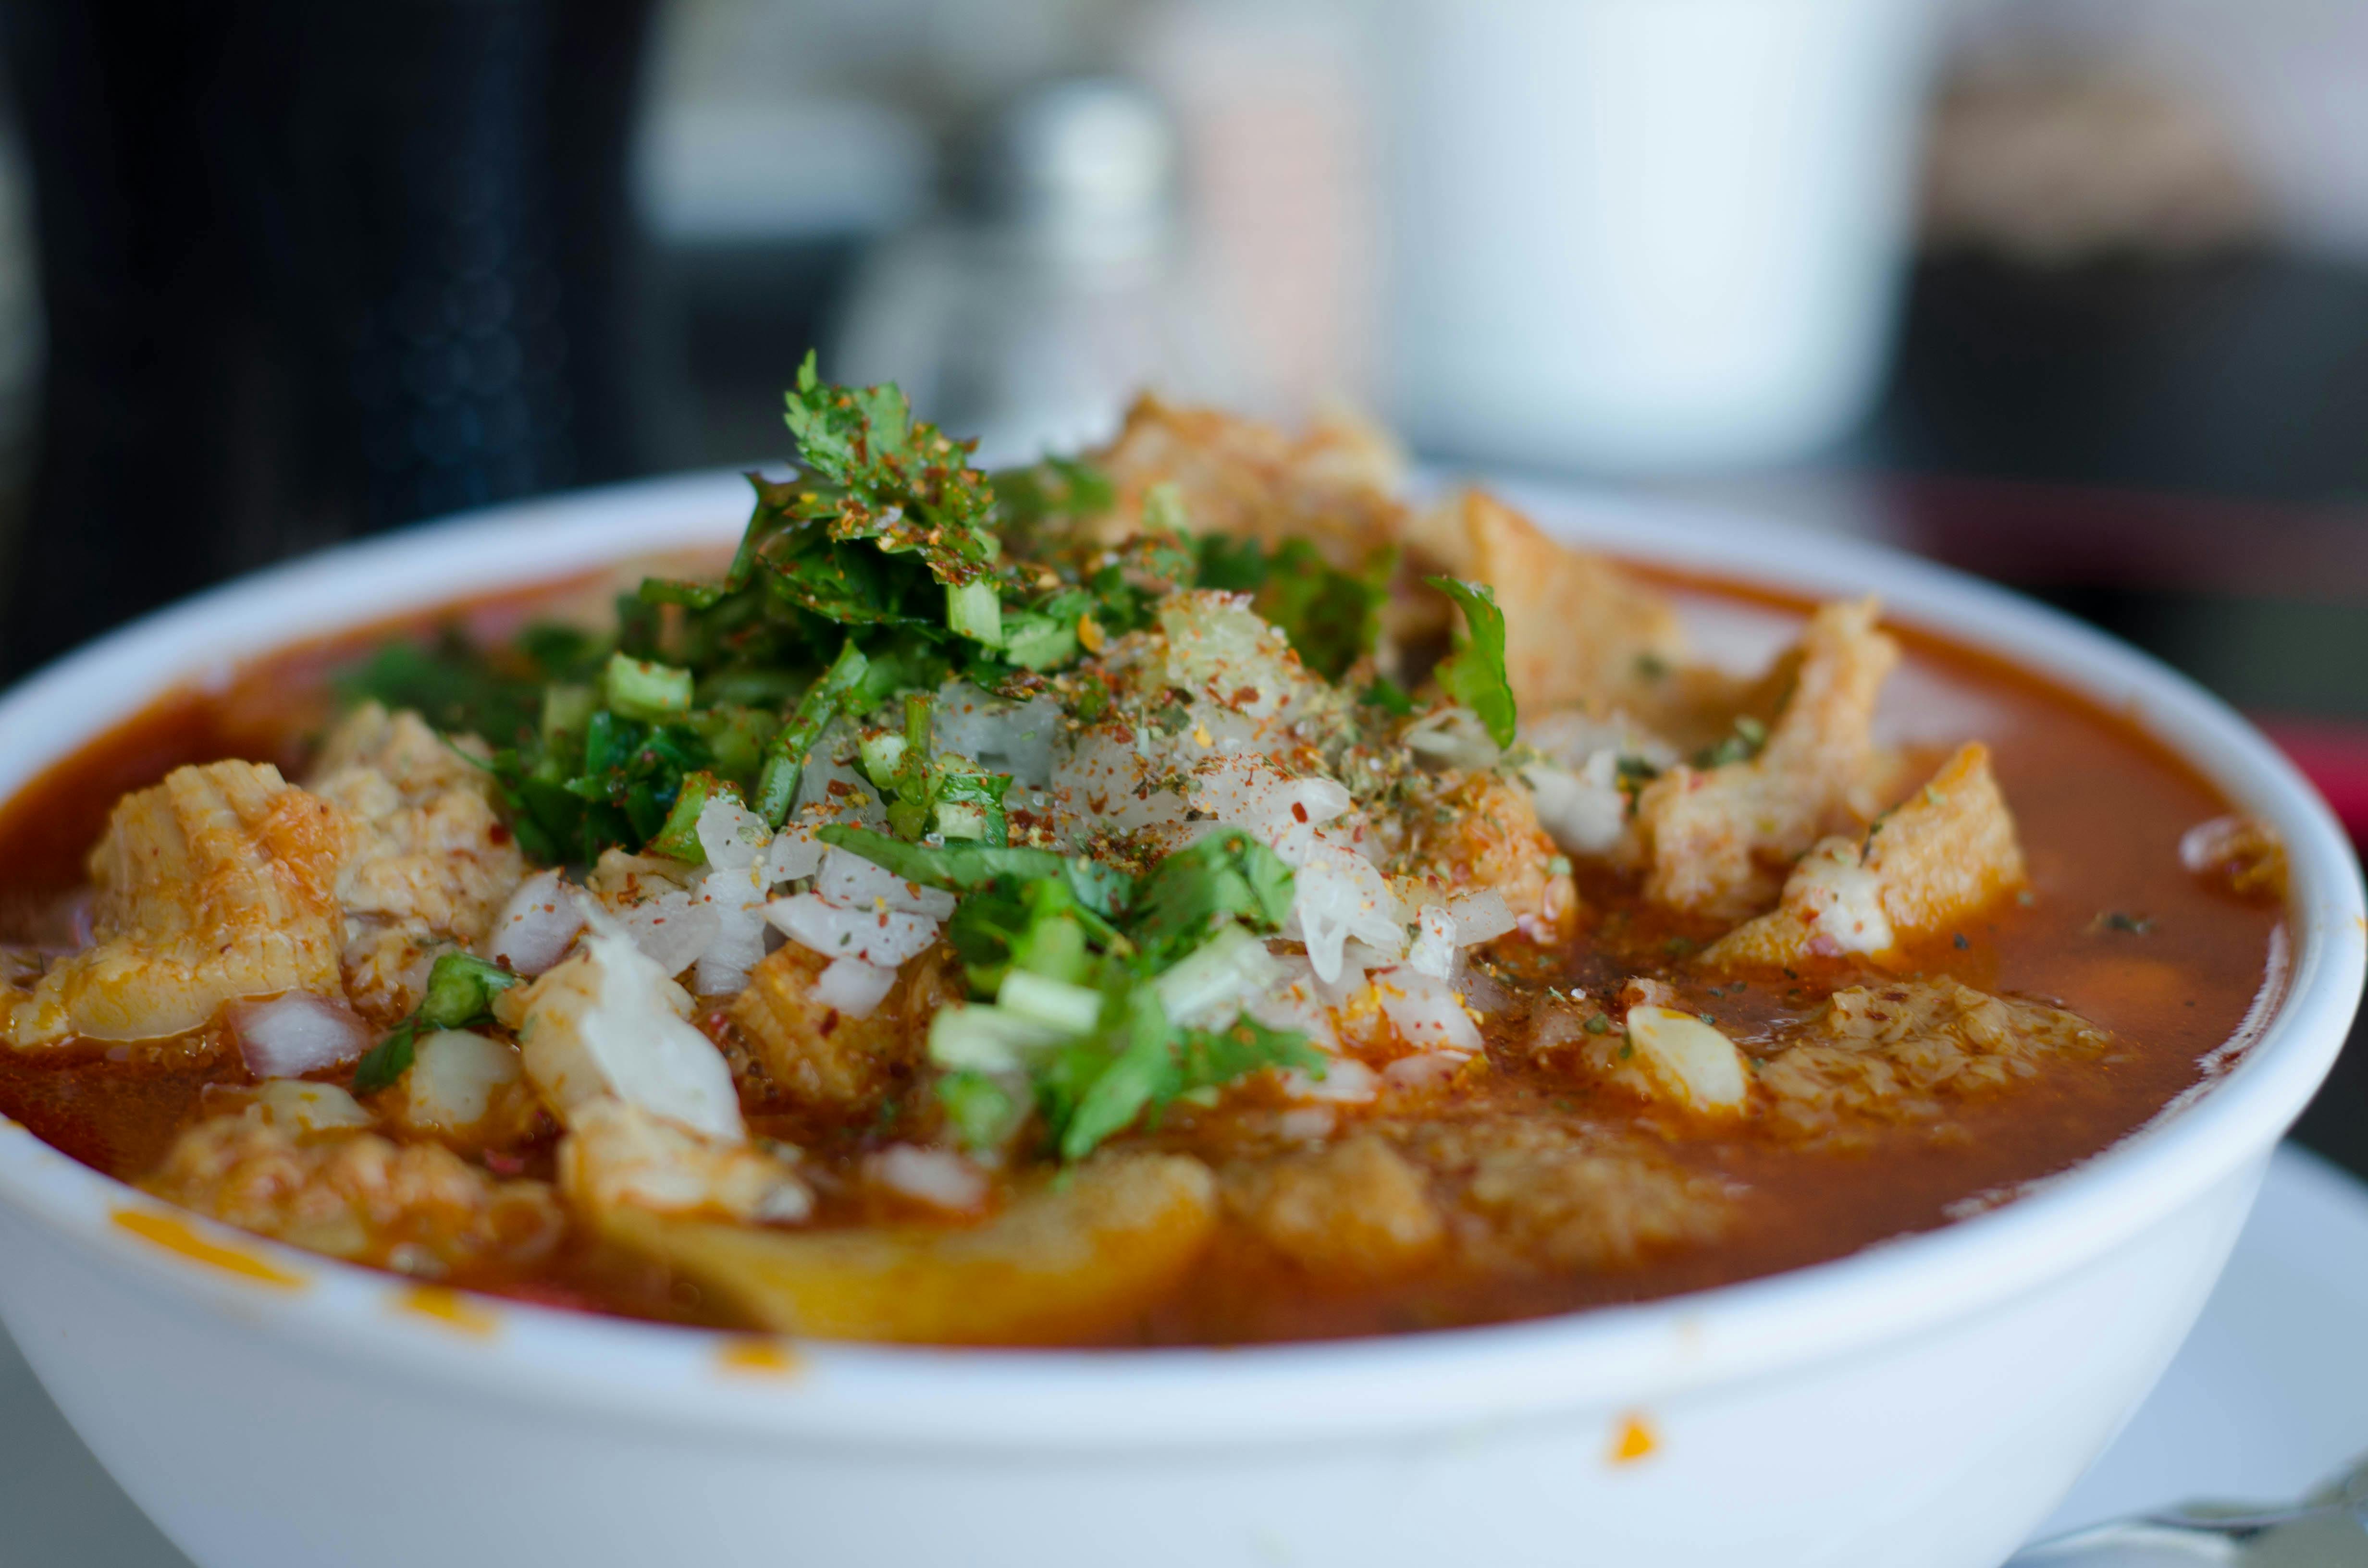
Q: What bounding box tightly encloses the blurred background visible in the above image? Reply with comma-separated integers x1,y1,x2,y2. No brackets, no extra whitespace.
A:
0,0,2362,1157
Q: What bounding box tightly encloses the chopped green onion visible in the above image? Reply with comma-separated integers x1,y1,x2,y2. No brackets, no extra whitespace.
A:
934,800,990,841
996,970,1106,1036
540,683,597,744
646,772,740,863
355,952,522,1094
858,729,907,787
1000,612,1078,671
754,640,870,828
946,579,1004,647
927,1004,1065,1074
937,1070,1026,1154
603,652,694,723
418,952,523,1031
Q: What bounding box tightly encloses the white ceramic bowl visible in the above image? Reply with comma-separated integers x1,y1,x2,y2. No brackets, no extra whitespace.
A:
0,475,2356,1568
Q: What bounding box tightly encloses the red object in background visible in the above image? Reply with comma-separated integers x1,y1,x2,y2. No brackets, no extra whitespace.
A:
2254,716,2368,847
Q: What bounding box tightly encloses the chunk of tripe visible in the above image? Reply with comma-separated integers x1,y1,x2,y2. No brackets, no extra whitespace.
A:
597,1153,1218,1345
5,761,348,1049
1622,1006,1752,1116
1701,743,2026,970
1634,599,1899,921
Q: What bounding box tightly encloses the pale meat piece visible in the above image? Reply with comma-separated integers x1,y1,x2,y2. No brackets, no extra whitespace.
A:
1091,395,1407,572
1414,490,1687,717
307,704,528,1020
557,1097,811,1223
1702,743,2027,969
4,761,348,1050
1221,1135,1446,1277
1634,599,1900,920
1384,1113,1727,1273
144,1106,563,1276
728,942,959,1112
1757,980,2114,1148
1397,771,1579,943
597,1152,1218,1344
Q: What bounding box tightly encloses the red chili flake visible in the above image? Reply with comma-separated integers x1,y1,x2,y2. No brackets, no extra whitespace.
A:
1291,802,1309,823
487,823,512,845
819,1009,840,1038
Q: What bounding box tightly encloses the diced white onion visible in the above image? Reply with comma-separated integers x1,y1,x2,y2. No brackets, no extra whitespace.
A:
1373,967,1482,1054
765,821,828,884
1289,832,1406,983
396,1029,521,1137
1445,888,1517,946
486,868,589,975
695,796,771,871
1521,755,1629,856
1381,1051,1468,1093
1406,905,1459,981
813,956,899,1019
615,888,722,978
1624,1005,1751,1115
865,1143,987,1211
765,892,940,968
1404,707,1500,771
1154,925,1287,1029
1247,955,1340,1052
691,860,771,997
1279,1055,1379,1104
228,993,375,1079
933,684,1061,790
816,847,957,919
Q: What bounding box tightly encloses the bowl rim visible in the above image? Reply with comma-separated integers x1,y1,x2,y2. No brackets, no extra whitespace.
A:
0,469,2357,1450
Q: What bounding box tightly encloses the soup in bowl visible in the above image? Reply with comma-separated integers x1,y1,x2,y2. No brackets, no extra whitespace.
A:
0,376,2355,1568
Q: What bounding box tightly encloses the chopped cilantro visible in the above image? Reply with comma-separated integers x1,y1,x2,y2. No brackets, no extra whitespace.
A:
1427,576,1517,747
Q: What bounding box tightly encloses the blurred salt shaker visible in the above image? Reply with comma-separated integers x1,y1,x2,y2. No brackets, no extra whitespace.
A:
1378,0,1943,473
833,79,1238,466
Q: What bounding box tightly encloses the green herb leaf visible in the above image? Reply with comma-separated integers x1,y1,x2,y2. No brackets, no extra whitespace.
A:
815,824,1133,919
1427,575,1517,748
1254,539,1396,681
1361,675,1416,716
1127,829,1295,966
780,352,1000,588
351,1022,418,1096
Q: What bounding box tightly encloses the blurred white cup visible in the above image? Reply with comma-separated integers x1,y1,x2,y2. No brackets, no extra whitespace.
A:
1378,0,1942,473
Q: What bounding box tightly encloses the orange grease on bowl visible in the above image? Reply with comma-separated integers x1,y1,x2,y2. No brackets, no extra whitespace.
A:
111,1207,306,1289
399,1285,502,1337
1608,1412,1658,1465
716,1336,804,1378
